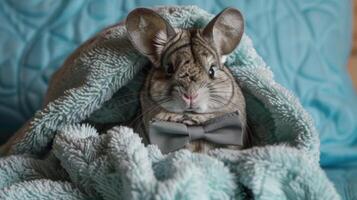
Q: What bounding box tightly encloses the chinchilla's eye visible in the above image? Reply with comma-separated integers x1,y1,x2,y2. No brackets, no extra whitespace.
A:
166,63,174,76
209,65,216,79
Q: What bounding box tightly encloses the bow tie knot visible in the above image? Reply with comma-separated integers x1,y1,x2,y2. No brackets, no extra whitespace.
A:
148,112,244,153
187,126,205,141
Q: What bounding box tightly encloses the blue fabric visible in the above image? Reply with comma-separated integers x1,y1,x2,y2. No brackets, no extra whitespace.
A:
0,0,355,197
325,167,357,200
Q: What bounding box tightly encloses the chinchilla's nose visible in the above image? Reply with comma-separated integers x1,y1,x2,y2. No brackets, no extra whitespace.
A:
183,93,198,101
181,92,198,105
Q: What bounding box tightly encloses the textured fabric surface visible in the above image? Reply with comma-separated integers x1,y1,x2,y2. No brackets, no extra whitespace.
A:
0,6,338,199
0,125,339,199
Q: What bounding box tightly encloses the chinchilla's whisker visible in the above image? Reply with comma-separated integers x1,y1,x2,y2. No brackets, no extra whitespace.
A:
208,86,233,91
206,85,229,91
211,76,230,81
209,97,242,109
216,77,231,81
130,104,161,127
209,95,242,108
209,98,227,108
130,98,172,128
207,85,232,92
177,86,185,95
209,88,232,92
197,80,207,90
209,91,232,95
210,94,228,102
151,97,171,109
207,80,230,87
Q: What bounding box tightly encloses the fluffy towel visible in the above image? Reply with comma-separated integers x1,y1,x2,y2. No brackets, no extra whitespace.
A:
0,6,339,199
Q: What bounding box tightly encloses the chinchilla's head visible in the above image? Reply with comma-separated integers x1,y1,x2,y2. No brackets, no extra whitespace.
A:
126,7,244,114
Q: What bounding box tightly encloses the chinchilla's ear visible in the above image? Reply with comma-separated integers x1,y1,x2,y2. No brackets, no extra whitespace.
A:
202,8,244,56
125,8,176,67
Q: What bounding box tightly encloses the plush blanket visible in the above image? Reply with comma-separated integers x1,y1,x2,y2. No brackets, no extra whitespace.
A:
0,6,339,199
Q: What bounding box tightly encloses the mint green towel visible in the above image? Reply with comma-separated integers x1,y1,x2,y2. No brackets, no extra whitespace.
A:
0,6,339,199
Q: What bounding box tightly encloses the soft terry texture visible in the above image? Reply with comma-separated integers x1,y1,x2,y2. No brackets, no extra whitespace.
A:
0,126,338,199
0,6,339,199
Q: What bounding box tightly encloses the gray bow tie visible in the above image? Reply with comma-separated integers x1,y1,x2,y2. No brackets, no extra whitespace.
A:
148,112,243,153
